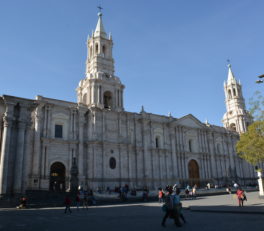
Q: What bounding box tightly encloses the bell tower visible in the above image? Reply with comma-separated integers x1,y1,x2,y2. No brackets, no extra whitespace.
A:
222,64,252,133
77,11,125,111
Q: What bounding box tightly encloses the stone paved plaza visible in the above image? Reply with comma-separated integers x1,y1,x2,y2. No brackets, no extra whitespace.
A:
0,192,264,231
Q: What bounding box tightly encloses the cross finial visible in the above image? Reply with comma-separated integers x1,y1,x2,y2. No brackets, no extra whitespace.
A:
227,59,231,68
97,5,103,12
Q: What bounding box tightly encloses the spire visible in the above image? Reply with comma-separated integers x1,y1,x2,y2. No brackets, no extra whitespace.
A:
227,63,237,84
94,12,107,38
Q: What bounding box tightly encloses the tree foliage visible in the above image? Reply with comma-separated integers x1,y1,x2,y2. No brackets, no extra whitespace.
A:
236,121,264,165
248,91,264,121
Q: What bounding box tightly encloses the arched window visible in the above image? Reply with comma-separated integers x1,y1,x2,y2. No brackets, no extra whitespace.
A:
230,123,236,132
188,139,193,152
217,143,221,154
155,136,160,148
228,89,232,99
233,88,236,96
95,43,99,54
109,157,116,169
102,45,106,57
103,91,112,109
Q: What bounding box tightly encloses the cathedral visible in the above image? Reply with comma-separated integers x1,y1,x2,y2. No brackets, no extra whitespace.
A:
0,12,256,195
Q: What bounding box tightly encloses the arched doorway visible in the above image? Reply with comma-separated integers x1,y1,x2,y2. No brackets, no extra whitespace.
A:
188,159,200,187
50,162,66,192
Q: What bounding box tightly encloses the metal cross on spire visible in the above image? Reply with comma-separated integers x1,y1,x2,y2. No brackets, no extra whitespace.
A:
97,5,103,12
227,59,231,67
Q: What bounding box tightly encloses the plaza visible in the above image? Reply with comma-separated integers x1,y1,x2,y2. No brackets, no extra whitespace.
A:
0,191,263,231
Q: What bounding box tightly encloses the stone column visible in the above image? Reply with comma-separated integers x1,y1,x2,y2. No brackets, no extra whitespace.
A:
0,103,14,195
210,132,218,179
78,107,86,186
31,104,43,188
13,119,27,193
121,90,124,109
21,122,33,193
170,127,178,180
141,113,150,186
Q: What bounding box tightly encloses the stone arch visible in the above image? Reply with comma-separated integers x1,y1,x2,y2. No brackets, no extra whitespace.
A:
103,91,112,109
188,139,193,152
233,88,236,96
95,43,99,54
50,162,66,192
230,123,236,132
155,135,160,148
228,89,232,99
102,45,106,57
188,159,200,186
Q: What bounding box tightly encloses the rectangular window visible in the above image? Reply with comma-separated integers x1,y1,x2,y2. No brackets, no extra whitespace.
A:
55,125,63,138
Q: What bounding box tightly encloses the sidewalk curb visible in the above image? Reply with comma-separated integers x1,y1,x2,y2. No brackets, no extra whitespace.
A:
188,207,264,215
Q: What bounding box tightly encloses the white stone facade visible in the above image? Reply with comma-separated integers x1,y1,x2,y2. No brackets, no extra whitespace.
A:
0,13,257,195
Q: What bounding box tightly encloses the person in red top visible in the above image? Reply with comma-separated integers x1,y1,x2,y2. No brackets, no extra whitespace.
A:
64,195,72,214
236,188,246,207
158,188,164,203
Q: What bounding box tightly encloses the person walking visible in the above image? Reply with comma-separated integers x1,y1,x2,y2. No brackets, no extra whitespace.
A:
64,195,72,214
76,192,81,210
192,184,197,199
17,196,27,209
161,186,181,227
174,188,186,224
158,188,164,203
236,188,246,207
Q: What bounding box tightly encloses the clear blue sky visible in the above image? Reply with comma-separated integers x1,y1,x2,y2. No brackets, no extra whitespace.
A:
0,0,263,126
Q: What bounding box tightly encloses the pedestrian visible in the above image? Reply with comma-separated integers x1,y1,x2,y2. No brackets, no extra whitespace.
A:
142,187,149,202
174,188,186,224
233,182,239,189
17,196,27,209
76,192,81,210
158,188,164,203
83,193,89,210
226,185,232,194
64,195,72,214
192,184,197,199
236,188,246,207
185,185,190,200
161,185,182,227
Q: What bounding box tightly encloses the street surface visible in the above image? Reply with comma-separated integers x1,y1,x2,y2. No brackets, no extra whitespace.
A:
0,192,263,231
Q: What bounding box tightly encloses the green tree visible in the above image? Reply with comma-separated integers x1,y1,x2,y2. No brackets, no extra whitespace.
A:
248,91,264,121
236,121,264,165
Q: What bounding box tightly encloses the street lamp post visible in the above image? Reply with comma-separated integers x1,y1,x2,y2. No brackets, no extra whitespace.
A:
256,74,264,84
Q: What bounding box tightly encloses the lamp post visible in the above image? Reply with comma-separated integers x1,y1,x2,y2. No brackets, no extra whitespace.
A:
256,74,264,84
